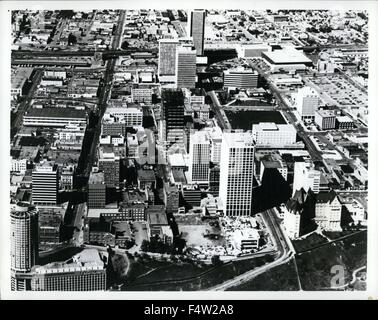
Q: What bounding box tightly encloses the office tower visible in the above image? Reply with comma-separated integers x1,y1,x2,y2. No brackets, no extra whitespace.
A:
296,86,320,120
188,130,210,184
164,182,179,214
292,161,321,196
209,165,220,196
176,45,197,89
11,203,39,273
190,9,206,56
88,171,106,208
158,38,180,78
98,152,120,189
219,132,255,216
32,161,59,206
161,89,185,150
223,67,258,90
204,126,223,164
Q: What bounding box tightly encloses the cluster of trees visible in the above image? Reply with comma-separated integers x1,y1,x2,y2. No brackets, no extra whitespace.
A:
306,25,333,34
68,33,77,46
140,238,174,254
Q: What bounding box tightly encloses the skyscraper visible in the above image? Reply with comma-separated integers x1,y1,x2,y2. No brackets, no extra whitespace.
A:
190,9,206,56
98,151,120,189
10,203,39,273
160,89,185,150
219,132,255,216
175,45,197,89
296,86,320,120
32,161,59,206
188,130,210,184
88,171,106,208
158,38,180,79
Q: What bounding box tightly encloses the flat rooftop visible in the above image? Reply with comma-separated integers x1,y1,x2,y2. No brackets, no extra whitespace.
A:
253,122,296,131
88,171,105,184
316,109,335,117
262,48,312,65
137,169,156,181
147,210,168,225
223,132,255,148
25,107,87,119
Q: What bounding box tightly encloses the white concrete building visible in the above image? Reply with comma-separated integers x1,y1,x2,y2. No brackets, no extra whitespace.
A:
10,203,39,273
104,107,143,127
204,125,222,164
188,130,210,184
175,45,197,89
32,161,59,206
131,87,153,104
158,39,180,80
315,109,336,130
292,161,321,195
232,228,260,251
252,122,297,147
315,191,342,231
282,204,301,239
344,199,366,225
219,132,255,216
223,67,258,90
11,158,27,173
295,86,320,120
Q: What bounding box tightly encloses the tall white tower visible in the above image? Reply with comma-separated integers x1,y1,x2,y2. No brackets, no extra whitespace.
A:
219,132,255,216
188,130,210,185
175,45,197,89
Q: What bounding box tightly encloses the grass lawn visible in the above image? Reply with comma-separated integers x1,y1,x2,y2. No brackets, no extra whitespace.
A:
295,231,367,290
122,253,276,291
292,233,329,253
226,259,300,291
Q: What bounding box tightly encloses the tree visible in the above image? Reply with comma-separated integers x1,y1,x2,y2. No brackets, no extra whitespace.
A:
121,41,129,50
68,33,77,45
211,255,222,266
140,239,150,252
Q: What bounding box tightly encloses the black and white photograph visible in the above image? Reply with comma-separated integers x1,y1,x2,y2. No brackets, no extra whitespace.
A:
0,0,377,300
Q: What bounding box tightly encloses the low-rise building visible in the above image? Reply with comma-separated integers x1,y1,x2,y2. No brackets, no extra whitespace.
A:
336,116,354,130
315,109,336,130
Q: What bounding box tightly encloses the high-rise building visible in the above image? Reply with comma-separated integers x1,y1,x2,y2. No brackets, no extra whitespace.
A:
205,125,222,164
10,203,39,273
295,87,320,120
292,161,321,195
223,67,258,90
190,9,206,56
175,45,197,89
160,89,185,150
98,152,120,189
88,171,106,208
158,38,180,78
188,130,210,184
219,132,255,216
209,165,220,196
32,161,59,206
